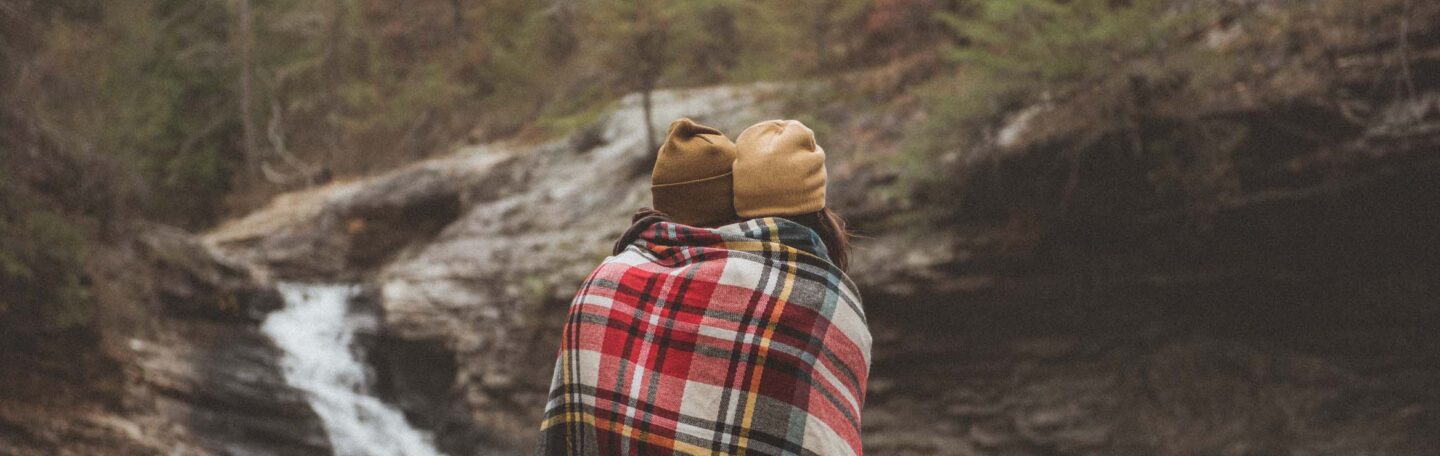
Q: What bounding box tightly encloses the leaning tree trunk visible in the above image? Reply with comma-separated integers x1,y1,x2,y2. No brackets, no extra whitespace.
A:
813,9,829,72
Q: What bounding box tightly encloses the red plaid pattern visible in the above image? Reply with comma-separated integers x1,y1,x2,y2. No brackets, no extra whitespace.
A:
539,217,871,455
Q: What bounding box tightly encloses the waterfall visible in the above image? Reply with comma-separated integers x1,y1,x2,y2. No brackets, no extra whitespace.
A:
262,283,445,456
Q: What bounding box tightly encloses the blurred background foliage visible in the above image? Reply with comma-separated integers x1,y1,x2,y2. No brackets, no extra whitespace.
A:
0,0,1426,331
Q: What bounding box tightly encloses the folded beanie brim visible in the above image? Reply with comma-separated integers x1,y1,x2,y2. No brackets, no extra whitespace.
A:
652,173,736,227
651,171,732,189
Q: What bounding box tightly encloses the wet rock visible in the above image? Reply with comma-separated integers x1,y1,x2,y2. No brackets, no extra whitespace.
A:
968,419,1017,449
208,153,515,281
1011,336,1082,361
138,224,282,322
138,320,331,455
0,224,331,455
945,403,1003,419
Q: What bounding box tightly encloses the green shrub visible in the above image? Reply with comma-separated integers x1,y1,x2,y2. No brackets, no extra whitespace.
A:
38,0,241,228
914,0,1223,158
945,0,1210,113
0,173,94,332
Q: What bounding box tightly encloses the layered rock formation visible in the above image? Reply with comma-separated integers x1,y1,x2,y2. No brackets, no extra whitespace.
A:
840,5,1440,453
204,56,1440,456
0,224,329,455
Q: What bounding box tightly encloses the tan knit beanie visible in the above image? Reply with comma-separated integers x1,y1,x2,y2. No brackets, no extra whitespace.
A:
733,120,827,218
650,118,738,226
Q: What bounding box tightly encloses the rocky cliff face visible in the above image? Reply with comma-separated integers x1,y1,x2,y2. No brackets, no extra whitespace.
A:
0,224,330,455
204,61,1440,456
837,7,1440,454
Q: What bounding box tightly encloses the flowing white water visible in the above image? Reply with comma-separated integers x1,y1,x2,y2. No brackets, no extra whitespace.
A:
262,283,445,456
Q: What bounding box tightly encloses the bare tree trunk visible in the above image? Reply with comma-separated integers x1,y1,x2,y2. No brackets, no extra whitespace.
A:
642,83,657,154
325,0,343,87
238,0,258,177
1399,0,1417,101
814,22,827,71
450,0,465,41
631,4,665,158
813,5,831,72
324,0,345,165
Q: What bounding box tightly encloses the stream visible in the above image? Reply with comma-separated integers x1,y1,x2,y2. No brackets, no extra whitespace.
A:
262,283,446,456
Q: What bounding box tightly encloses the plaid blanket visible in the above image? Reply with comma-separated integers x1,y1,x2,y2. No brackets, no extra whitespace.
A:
538,216,871,455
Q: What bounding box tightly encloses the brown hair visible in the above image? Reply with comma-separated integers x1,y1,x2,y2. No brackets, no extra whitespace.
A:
786,208,851,272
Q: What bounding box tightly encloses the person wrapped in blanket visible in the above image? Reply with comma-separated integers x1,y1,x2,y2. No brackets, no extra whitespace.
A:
538,118,871,455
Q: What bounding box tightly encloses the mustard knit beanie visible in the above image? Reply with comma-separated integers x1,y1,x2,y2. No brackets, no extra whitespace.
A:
650,118,738,226
733,120,827,218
